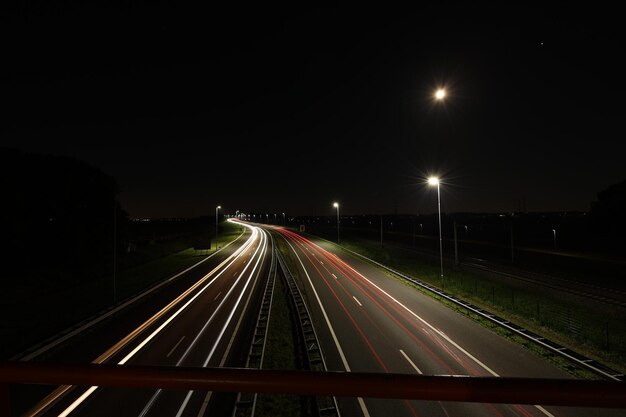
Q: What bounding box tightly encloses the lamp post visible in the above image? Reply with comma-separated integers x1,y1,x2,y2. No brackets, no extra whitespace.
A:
428,177,444,286
215,205,221,245
113,196,117,304
333,202,340,244
428,88,447,286
552,229,557,250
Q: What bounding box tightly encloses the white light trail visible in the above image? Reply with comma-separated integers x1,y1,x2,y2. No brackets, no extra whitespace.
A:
173,229,269,417
54,223,260,417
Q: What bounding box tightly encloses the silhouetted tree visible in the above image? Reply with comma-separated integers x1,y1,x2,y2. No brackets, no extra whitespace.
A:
590,179,626,249
1,147,127,287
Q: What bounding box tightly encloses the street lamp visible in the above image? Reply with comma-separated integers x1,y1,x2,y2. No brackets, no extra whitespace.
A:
216,205,221,244
552,229,557,250
435,88,446,101
428,177,444,286
333,202,340,244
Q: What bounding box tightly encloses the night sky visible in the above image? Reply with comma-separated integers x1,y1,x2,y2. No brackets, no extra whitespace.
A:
2,4,624,218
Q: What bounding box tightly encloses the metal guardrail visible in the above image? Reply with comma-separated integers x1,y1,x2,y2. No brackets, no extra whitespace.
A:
276,247,340,417
309,234,624,381
233,233,277,417
1,362,625,412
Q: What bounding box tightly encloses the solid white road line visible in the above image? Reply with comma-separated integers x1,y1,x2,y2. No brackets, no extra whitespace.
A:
197,231,273,417
55,224,261,417
174,229,269,417
139,228,267,417
334,249,499,376
312,239,556,417
283,237,370,417
213,292,222,301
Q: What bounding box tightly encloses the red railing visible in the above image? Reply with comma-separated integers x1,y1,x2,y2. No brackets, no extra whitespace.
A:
1,361,625,416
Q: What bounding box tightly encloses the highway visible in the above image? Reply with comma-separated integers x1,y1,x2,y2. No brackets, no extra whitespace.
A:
21,221,273,417
273,226,621,417
13,220,622,417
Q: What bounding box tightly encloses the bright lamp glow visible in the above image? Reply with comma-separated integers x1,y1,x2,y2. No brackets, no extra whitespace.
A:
435,89,446,100
333,202,339,208
428,177,440,186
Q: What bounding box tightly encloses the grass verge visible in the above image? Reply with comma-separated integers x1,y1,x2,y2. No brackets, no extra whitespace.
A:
335,237,626,376
254,263,305,417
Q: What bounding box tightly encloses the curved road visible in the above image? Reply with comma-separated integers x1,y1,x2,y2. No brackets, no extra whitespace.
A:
273,226,621,417
23,221,272,417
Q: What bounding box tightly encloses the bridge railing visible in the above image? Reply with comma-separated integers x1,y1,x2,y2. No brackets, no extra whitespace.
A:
1,361,625,416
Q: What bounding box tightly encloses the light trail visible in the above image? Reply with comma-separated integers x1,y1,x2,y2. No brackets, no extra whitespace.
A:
282,235,372,417
140,228,269,417
41,223,261,417
283,229,480,374
279,229,556,417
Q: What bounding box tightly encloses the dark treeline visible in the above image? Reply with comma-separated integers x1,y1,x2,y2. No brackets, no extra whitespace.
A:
0,148,211,292
289,179,626,255
590,179,626,251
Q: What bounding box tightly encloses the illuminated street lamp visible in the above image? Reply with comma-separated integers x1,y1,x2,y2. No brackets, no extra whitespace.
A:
333,202,340,244
435,88,446,101
428,177,444,286
216,205,221,243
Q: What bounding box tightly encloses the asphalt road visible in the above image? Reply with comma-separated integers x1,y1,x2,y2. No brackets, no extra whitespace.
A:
273,227,622,417
17,221,272,417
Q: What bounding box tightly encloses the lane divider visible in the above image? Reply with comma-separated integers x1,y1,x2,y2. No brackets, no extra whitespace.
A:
309,234,623,382
27,224,259,417
284,230,555,417
171,228,269,417
399,349,423,374
166,336,186,358
281,236,371,417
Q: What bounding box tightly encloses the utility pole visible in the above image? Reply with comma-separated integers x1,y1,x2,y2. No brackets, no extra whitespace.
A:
380,215,383,247
113,197,117,304
453,221,459,266
510,220,515,263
